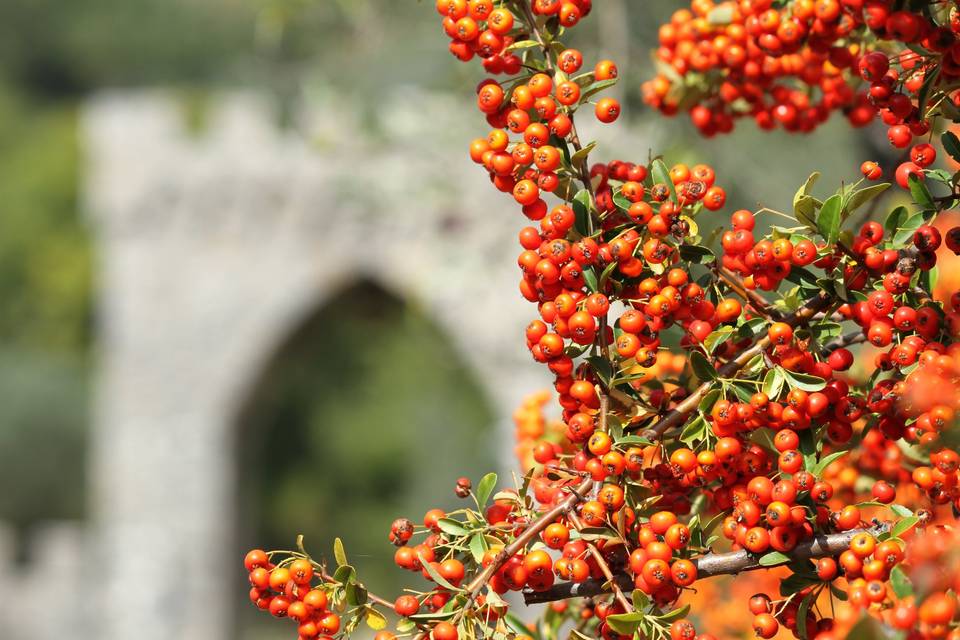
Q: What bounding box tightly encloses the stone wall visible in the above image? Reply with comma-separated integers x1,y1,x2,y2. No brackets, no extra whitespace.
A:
0,88,647,640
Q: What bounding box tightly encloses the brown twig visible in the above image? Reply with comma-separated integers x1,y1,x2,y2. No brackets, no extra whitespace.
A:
567,512,633,612
632,291,833,437
522,523,889,605
715,265,782,321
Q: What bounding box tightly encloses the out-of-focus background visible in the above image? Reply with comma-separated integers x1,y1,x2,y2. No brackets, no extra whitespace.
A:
0,2,897,640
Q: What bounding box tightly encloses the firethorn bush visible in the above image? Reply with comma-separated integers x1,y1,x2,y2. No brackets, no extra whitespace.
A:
244,2,960,640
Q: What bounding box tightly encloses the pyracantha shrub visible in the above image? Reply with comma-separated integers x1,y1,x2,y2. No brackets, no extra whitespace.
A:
245,2,960,640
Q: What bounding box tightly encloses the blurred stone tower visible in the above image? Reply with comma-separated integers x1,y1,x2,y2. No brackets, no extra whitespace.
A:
0,90,545,640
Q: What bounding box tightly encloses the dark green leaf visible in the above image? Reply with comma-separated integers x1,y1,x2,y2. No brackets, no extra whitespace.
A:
942,131,960,163
679,244,716,264
699,388,722,413
884,206,910,237
333,564,356,584
583,267,598,292
892,212,926,246
690,351,717,381
651,159,678,204
345,581,368,606
571,188,592,236
908,174,935,211
780,573,817,597
797,592,815,640
588,355,614,385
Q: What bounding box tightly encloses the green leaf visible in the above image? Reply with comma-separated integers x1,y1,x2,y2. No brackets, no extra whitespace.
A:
762,368,785,399
345,581,368,606
657,604,691,623
334,537,348,567
570,141,597,166
468,533,487,563
843,183,890,217
582,267,598,292
504,613,533,638
616,435,655,446
651,158,678,204
632,590,650,611
703,326,735,355
892,212,926,246
690,351,718,381
418,552,463,591
891,504,914,518
333,563,357,584
890,565,914,599
571,188,592,236
797,592,815,640
908,174,935,211
846,615,883,640
812,450,847,476
780,368,826,392
475,472,497,509
759,551,791,566
588,355,614,386
942,131,960,163
891,516,918,538
679,415,707,446
698,388,722,413
437,518,471,537
780,573,817,597
884,205,910,237
605,612,644,635
504,40,539,52
817,194,842,245
917,65,941,120
580,78,618,102
793,172,821,229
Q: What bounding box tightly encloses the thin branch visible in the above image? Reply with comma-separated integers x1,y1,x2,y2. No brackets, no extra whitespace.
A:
568,512,633,612
714,265,782,321
632,291,833,437
522,523,889,605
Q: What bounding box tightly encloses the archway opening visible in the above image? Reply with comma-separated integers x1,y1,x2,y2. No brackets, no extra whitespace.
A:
235,280,496,639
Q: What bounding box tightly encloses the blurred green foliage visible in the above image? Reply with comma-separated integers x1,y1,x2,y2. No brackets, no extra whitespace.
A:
237,282,494,639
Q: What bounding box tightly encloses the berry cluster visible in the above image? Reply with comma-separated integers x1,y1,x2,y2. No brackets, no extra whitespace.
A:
643,0,960,138
243,3,960,640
